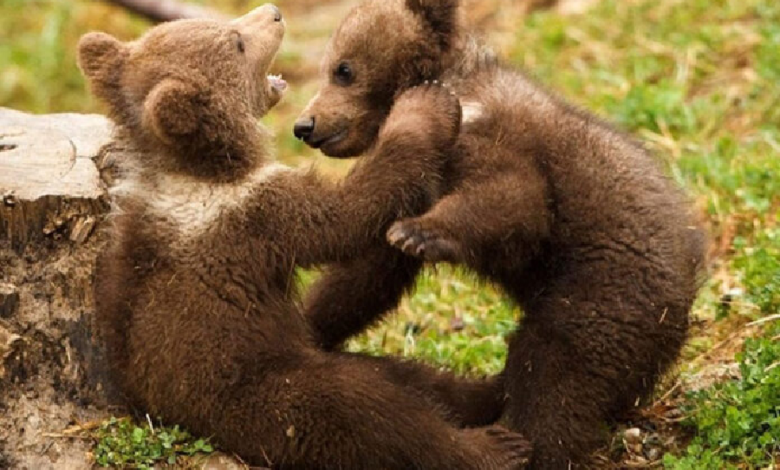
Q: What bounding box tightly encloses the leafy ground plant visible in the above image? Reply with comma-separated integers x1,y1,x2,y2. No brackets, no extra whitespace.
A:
91,417,214,469
664,323,780,469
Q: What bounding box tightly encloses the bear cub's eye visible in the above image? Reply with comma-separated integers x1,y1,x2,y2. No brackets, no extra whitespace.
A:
334,62,353,86
233,32,245,54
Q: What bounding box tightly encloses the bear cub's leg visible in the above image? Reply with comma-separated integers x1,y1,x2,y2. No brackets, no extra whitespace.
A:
307,245,506,428
251,355,530,469
306,245,423,350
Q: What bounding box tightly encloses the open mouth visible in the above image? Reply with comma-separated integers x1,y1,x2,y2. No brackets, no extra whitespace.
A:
267,73,287,93
309,128,348,149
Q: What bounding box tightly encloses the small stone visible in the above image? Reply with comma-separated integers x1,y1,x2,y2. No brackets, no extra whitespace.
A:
197,453,246,470
623,427,642,445
646,447,662,461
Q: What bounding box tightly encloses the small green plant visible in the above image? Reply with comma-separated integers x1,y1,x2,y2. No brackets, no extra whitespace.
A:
92,417,215,469
664,324,780,469
733,228,780,316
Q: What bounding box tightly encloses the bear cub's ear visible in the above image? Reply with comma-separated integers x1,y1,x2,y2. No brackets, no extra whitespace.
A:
77,32,127,102
405,0,459,40
143,79,202,144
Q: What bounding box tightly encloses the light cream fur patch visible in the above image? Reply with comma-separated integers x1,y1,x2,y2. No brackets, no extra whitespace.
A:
461,101,486,126
111,163,290,239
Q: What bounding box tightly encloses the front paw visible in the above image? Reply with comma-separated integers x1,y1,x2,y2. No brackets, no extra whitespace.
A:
386,218,464,263
384,82,462,151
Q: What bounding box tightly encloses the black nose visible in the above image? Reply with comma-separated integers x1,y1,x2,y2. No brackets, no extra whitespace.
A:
270,5,282,21
294,117,315,141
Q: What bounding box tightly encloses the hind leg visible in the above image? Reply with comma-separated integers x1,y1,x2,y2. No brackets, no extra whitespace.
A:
220,353,530,469
502,322,609,469
502,301,687,469
306,248,505,428
340,352,506,427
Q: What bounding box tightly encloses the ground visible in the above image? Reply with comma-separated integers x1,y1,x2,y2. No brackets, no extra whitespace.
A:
0,0,778,468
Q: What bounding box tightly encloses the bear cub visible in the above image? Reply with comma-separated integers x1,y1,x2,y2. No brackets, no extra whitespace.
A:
298,0,707,468
80,4,530,469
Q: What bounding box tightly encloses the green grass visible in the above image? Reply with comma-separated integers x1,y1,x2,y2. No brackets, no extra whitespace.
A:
91,417,215,469
663,323,780,469
345,266,519,375
2,0,778,466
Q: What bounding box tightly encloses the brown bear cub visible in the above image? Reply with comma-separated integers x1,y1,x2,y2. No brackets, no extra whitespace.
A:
80,5,532,469
297,0,707,467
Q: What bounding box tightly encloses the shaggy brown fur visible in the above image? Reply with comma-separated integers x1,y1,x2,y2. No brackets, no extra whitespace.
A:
81,5,532,469
297,0,707,468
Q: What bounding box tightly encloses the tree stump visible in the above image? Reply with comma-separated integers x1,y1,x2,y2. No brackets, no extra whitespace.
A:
0,108,116,469
0,108,247,469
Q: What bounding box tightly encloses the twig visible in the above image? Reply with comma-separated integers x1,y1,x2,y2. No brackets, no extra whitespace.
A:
687,321,761,368
765,361,780,373
653,379,683,406
747,313,780,327
41,433,94,440
102,0,227,23
623,459,664,468
41,418,107,439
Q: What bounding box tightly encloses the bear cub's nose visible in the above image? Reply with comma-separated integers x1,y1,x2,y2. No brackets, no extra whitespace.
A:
294,117,315,141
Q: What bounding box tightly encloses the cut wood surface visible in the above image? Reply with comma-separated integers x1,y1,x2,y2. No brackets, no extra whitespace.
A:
0,108,110,252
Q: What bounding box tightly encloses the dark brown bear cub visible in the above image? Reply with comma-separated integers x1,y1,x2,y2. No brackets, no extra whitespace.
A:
297,0,707,468
80,5,531,469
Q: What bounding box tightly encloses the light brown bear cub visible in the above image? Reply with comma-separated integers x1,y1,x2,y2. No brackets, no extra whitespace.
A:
298,0,707,468
80,5,531,469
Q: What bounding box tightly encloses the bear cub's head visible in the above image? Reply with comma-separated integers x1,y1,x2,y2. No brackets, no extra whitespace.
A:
294,0,460,158
78,4,287,180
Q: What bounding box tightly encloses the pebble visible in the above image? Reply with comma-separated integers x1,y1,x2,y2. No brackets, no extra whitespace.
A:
624,427,642,444
646,447,662,461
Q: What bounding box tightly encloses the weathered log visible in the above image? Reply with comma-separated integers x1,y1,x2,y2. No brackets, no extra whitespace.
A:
103,0,228,22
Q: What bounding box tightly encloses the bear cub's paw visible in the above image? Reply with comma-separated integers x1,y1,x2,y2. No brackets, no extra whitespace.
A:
387,217,464,263
463,425,533,470
384,81,462,151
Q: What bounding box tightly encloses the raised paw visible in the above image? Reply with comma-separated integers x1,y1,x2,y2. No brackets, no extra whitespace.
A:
384,82,462,151
463,425,533,470
387,218,464,263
